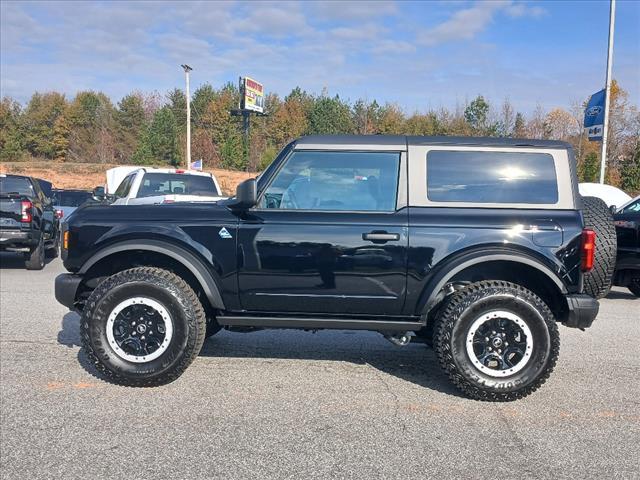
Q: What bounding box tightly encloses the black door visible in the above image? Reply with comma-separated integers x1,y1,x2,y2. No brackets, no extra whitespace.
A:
237,150,407,316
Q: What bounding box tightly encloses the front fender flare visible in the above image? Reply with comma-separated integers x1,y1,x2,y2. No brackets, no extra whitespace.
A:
419,251,568,315
79,239,225,309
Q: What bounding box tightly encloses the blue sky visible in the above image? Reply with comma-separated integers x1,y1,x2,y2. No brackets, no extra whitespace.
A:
1,0,638,114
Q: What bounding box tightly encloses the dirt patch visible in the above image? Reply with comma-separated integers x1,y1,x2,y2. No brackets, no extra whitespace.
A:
0,162,256,196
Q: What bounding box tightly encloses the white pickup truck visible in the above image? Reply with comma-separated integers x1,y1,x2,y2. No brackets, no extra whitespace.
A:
109,168,225,205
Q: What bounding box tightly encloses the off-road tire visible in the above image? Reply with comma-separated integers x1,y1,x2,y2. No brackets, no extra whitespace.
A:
45,234,60,259
24,237,45,270
81,267,206,386
628,278,640,297
582,196,616,299
433,280,560,401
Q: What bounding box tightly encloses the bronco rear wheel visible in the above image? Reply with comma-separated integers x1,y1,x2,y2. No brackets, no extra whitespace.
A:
81,267,206,386
434,280,559,401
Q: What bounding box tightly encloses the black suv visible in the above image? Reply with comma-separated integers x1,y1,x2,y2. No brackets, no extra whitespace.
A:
55,136,603,401
1,174,61,269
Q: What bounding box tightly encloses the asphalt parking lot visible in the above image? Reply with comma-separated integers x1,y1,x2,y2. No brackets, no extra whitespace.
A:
0,254,638,479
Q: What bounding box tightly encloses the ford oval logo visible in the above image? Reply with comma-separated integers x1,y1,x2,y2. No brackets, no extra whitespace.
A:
586,106,602,116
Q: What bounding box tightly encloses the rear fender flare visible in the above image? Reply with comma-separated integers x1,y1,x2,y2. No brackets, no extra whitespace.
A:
79,239,225,309
419,251,567,315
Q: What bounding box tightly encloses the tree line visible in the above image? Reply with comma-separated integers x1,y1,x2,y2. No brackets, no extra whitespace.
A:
1,80,638,193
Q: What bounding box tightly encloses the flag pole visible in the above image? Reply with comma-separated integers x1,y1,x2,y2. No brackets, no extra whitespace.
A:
599,0,616,184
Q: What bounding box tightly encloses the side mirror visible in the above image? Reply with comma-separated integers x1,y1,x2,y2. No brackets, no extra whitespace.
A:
609,205,617,215
229,178,257,210
92,186,106,201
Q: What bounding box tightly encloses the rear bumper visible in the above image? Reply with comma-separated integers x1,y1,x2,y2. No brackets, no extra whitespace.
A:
55,273,83,311
563,294,599,329
0,230,36,249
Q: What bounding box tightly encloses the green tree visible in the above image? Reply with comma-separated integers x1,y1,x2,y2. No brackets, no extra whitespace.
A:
67,91,116,162
514,112,526,137
308,95,353,134
579,152,600,182
464,95,490,134
133,107,181,166
191,84,216,126
115,94,146,162
620,143,640,194
0,97,25,161
52,114,70,161
22,92,67,158
167,88,187,131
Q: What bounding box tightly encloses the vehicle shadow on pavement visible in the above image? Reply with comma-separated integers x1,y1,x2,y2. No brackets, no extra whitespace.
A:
57,314,462,397
0,252,56,270
605,290,637,301
199,331,464,398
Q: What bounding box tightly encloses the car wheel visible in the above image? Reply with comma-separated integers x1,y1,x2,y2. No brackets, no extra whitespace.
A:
24,237,45,270
81,267,206,386
581,196,617,299
434,280,559,401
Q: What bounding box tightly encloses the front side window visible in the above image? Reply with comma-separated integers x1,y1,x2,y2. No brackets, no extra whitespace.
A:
622,198,640,213
426,150,558,204
260,151,400,212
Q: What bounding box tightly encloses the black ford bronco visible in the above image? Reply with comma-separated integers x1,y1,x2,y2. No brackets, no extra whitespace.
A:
55,136,609,401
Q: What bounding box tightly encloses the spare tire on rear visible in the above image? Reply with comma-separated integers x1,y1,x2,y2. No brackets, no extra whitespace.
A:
581,196,617,299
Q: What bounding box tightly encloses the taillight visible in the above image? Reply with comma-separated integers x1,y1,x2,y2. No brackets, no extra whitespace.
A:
162,199,175,204
581,229,596,272
20,200,32,223
175,169,185,174
55,209,64,219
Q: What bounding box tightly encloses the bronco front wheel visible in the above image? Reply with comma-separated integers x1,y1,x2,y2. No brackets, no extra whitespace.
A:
81,267,206,386
434,280,560,401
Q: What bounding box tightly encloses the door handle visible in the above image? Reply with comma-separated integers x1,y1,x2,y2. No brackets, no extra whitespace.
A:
362,231,400,243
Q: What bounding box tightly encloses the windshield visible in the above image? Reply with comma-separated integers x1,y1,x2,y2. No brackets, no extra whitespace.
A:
622,198,640,213
53,190,92,207
0,176,34,197
137,173,220,198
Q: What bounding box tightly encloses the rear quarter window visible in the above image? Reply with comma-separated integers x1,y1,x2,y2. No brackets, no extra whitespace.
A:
426,150,558,204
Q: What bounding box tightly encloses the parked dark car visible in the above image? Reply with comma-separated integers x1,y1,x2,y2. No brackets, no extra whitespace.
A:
55,135,612,401
52,189,93,221
613,196,640,296
0,174,61,269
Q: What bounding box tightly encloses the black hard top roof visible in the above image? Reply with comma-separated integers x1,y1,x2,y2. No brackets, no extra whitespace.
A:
295,134,571,149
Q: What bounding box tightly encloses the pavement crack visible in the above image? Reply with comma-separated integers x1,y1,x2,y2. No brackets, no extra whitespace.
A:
362,357,407,432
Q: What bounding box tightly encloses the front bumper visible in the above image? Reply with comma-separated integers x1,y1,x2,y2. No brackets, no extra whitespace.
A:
563,294,599,329
55,273,83,310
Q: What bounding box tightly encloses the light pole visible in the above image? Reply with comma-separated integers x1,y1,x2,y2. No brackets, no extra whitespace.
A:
599,0,616,184
181,64,192,170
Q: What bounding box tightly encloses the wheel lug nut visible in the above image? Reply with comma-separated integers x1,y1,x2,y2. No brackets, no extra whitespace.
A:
498,349,502,354
485,337,489,342
141,336,145,340
505,342,509,346
132,331,136,335
492,331,496,335
131,321,135,326
488,347,492,351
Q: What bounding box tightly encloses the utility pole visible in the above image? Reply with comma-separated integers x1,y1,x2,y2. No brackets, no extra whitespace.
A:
599,0,616,184
181,64,193,170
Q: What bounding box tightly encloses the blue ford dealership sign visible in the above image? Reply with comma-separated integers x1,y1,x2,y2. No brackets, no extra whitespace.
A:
583,89,606,141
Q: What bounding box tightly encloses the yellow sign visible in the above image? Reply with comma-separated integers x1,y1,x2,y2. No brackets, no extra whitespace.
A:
242,77,264,113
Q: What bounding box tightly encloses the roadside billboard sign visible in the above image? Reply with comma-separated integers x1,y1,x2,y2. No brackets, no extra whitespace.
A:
241,76,264,113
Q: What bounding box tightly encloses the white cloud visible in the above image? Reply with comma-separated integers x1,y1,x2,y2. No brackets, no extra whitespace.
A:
418,1,546,46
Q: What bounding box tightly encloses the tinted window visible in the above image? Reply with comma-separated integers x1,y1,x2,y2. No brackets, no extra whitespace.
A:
427,151,558,204
54,191,92,207
261,151,400,211
137,173,219,198
114,174,135,198
0,176,34,197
